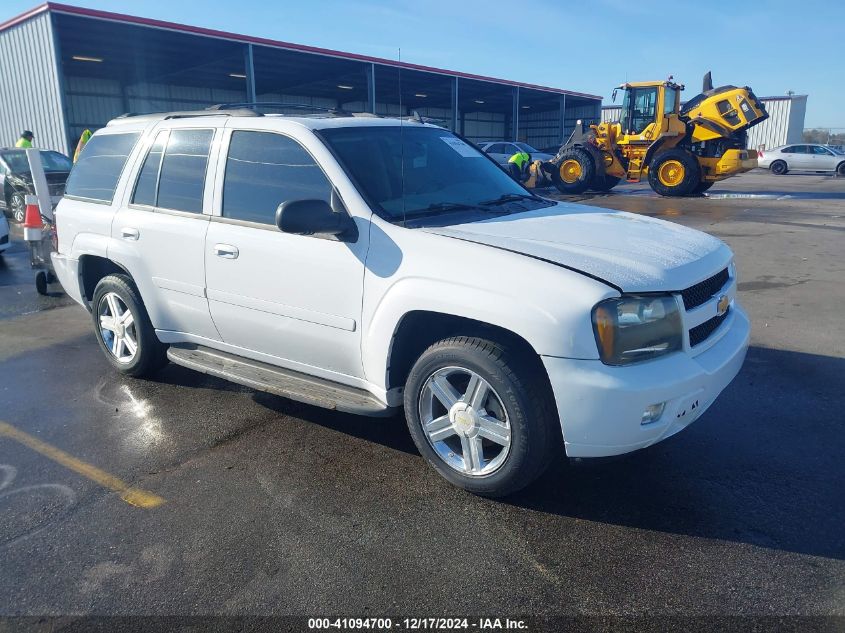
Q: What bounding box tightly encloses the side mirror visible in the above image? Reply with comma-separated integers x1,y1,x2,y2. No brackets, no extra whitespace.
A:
275,199,356,240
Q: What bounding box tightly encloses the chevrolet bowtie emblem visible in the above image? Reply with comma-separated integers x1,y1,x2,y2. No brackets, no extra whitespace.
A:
716,294,730,316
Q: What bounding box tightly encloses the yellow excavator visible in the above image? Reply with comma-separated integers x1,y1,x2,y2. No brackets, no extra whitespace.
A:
546,73,768,196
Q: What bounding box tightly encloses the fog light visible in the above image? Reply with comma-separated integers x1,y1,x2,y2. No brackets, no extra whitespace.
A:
641,402,666,425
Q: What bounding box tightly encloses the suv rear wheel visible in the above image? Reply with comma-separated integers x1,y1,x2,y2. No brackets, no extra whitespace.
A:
404,336,557,497
91,274,168,377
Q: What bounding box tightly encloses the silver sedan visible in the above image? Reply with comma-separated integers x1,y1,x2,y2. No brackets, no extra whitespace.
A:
758,143,845,175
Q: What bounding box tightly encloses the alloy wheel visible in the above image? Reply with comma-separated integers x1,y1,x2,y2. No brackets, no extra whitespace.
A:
98,292,138,364
418,366,511,477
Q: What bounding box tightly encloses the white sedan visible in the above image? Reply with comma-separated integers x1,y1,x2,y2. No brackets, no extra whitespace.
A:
758,144,845,175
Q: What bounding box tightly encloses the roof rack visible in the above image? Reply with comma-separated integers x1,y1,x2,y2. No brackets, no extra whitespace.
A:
207,102,349,116
109,108,261,125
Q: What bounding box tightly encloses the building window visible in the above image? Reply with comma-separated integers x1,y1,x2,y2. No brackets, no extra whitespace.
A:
65,132,141,202
222,131,332,225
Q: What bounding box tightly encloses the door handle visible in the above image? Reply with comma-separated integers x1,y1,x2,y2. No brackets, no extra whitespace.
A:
121,227,140,241
214,243,239,259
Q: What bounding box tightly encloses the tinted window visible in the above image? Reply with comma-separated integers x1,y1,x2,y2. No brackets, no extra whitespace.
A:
63,133,140,202
222,131,331,225
515,142,538,154
663,87,677,115
812,145,832,156
1,150,71,174
132,131,167,207
156,129,213,213
320,126,549,221
781,146,796,154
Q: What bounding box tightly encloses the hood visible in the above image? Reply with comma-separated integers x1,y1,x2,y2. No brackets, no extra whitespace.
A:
422,202,732,292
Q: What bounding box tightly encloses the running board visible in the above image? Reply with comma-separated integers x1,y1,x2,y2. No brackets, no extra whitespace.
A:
166,345,392,416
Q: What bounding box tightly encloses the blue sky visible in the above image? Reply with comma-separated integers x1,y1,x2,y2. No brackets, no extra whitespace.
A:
5,0,844,127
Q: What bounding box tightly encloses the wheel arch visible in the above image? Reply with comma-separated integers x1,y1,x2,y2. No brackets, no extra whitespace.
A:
385,310,544,393
78,254,131,305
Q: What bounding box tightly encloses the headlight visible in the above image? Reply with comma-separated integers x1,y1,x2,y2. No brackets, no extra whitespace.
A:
592,295,683,365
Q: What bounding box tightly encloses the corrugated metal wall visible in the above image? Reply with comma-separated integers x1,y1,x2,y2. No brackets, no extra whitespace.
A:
747,96,806,150
517,101,601,149
0,13,67,153
63,76,248,144
602,96,807,150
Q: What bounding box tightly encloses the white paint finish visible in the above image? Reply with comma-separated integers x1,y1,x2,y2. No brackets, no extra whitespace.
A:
423,205,732,293
55,113,750,459
544,305,749,457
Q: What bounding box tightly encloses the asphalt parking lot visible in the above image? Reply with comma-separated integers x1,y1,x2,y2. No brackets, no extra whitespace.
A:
0,171,843,624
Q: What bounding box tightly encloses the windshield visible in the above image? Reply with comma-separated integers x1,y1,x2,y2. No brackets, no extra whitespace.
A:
830,146,845,155
320,125,550,222
0,150,72,174
515,142,539,153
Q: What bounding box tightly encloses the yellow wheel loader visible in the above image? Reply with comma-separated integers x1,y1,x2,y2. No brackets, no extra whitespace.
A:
549,73,768,197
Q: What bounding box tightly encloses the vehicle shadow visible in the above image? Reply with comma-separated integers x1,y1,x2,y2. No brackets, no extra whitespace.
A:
239,344,844,560
504,345,845,560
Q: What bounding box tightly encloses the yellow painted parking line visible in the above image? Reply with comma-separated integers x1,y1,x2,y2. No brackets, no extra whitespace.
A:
0,420,165,509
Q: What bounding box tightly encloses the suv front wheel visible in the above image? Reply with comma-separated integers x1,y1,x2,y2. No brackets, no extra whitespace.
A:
91,274,168,377
404,336,558,497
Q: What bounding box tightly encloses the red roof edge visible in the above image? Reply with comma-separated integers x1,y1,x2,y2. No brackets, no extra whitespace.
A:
0,3,49,32
0,2,602,101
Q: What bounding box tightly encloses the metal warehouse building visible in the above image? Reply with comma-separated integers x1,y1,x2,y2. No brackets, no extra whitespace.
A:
0,2,601,156
601,94,808,151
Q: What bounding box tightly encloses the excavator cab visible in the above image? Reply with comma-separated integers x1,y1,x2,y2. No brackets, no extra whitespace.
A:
616,81,684,142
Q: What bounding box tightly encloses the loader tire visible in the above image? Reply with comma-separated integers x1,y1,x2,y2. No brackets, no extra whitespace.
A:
648,149,701,197
692,181,714,194
552,147,595,194
590,176,621,192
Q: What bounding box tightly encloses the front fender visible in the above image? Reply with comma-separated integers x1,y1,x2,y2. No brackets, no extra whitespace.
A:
360,246,616,391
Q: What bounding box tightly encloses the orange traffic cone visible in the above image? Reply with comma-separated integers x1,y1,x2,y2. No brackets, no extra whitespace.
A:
23,195,42,242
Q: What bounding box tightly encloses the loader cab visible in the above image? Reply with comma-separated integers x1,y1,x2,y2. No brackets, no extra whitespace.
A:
617,82,682,140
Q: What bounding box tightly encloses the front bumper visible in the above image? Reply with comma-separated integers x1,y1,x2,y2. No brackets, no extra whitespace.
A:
543,304,750,458
50,252,85,306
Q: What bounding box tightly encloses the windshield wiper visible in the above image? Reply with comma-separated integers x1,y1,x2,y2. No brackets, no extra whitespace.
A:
479,193,544,206
403,201,486,218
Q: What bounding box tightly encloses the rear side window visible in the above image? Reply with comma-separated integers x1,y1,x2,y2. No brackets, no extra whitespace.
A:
222,131,332,225
65,132,140,202
156,129,214,213
132,131,167,206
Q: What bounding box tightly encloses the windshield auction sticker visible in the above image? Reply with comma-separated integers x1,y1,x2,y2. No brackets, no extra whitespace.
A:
440,137,480,157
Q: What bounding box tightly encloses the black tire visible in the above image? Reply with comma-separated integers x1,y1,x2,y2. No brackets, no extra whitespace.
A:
91,274,168,377
35,271,48,296
403,336,558,498
552,147,596,194
770,160,788,175
692,180,714,194
590,175,621,192
648,149,701,197
836,162,845,177
9,192,25,224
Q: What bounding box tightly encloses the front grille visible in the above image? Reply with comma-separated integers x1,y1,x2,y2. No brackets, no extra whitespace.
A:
681,268,729,310
689,309,729,347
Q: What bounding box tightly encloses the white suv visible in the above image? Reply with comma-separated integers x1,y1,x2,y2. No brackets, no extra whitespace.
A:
51,108,749,497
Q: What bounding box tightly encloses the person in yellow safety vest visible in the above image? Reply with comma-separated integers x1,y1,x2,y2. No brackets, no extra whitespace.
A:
74,129,92,163
15,130,34,148
507,150,531,181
